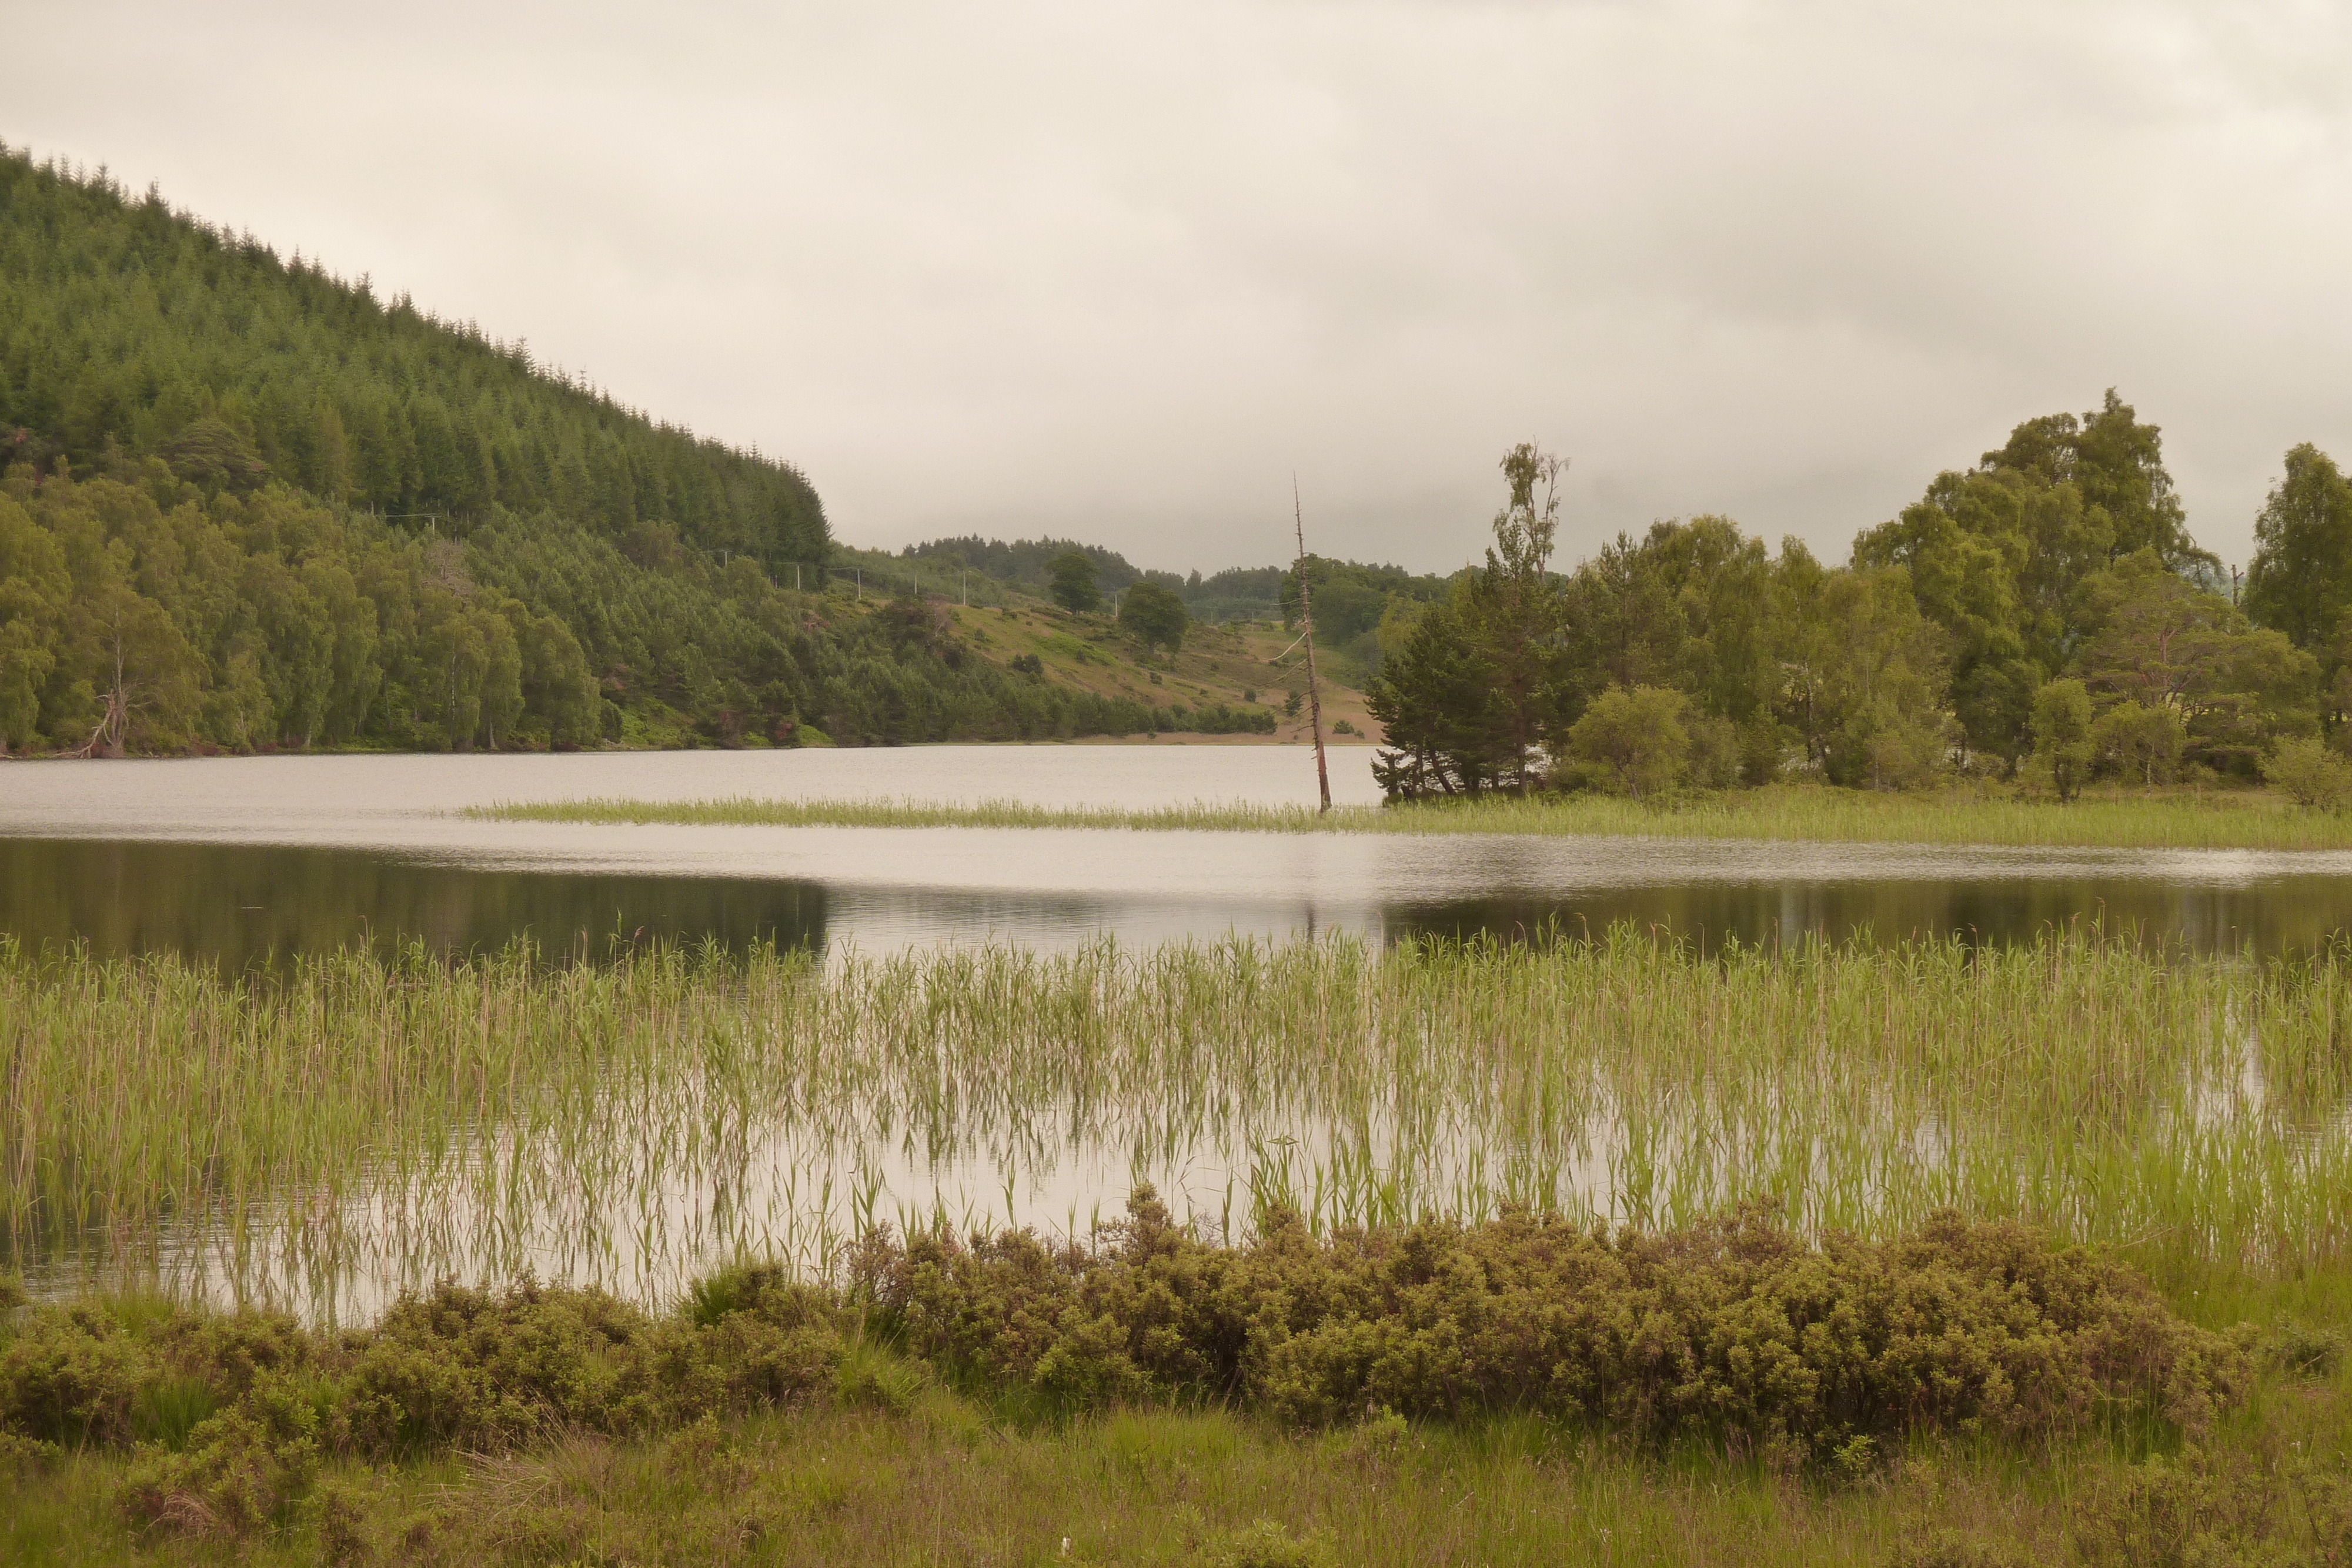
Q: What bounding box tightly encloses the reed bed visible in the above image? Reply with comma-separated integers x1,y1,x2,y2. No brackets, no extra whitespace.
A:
3,929,2347,1316
469,783,2352,851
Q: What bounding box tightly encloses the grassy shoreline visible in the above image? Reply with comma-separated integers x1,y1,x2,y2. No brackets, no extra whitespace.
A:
466,783,2352,852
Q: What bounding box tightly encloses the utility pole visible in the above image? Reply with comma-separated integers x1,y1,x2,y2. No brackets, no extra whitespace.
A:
1293,477,1332,814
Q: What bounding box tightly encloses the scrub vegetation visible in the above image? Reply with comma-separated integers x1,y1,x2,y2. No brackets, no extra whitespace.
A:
8,1199,2338,1566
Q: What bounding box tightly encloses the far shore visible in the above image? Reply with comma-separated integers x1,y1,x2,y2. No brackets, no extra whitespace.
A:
466,782,2352,854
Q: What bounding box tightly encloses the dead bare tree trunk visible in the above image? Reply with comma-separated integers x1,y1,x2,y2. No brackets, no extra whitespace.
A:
1292,479,1331,815
68,688,127,759
66,627,132,759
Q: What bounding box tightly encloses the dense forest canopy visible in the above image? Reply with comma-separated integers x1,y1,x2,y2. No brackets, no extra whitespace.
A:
0,150,1277,757
1372,405,2352,803
0,148,828,570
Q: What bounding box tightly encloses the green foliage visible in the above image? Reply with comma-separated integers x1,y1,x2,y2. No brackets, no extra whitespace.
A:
1565,684,1691,797
0,1201,2251,1545
1369,589,1510,797
1047,550,1102,614
1855,391,2213,764
2090,700,2186,785
2245,443,2352,660
2062,1440,2352,1568
1779,563,1950,789
857,1192,2243,1455
1375,456,1964,801
0,148,826,567
1117,579,1189,652
1363,413,2333,807
336,1276,842,1455
2264,736,2352,813
2073,550,2316,777
0,150,1239,755
1280,554,1451,668
0,464,1235,753
121,1391,320,1538
2030,678,2094,801
1368,448,1575,797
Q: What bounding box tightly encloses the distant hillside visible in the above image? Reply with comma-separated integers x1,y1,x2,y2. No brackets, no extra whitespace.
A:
0,149,1350,757
0,145,827,569
898,534,1455,643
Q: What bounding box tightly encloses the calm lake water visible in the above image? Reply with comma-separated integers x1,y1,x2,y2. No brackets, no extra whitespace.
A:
8,744,2352,959
9,744,2352,1312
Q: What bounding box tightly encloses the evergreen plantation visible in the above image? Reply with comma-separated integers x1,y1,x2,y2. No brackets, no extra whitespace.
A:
0,149,1278,755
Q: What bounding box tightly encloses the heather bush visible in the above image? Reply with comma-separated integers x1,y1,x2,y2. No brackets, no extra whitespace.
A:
0,1303,159,1445
0,1198,2256,1539
857,1192,2248,1456
120,1382,321,1537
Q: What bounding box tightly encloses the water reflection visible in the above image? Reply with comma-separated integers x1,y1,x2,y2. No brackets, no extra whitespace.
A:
1386,875,2352,956
1,838,828,966
8,747,2352,958
11,833,2352,965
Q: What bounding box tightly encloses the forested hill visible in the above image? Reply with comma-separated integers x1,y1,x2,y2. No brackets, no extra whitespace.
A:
0,146,827,567
0,149,1294,757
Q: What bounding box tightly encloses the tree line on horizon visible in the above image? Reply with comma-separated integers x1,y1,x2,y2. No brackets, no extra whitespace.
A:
12,150,2351,781
1371,394,2352,804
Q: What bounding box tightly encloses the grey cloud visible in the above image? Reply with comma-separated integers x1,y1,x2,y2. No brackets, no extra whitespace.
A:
9,0,2350,573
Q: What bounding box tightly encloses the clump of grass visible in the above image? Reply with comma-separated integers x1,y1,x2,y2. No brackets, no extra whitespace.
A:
467,781,2352,851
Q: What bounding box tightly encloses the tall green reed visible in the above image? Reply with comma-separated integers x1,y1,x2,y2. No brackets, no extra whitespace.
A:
3,927,2346,1318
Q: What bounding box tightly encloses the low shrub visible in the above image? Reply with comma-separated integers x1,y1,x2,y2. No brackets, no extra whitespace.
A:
0,1304,158,1445
121,1381,321,1538
0,1199,2254,1539
2266,735,2352,811
856,1191,2249,1456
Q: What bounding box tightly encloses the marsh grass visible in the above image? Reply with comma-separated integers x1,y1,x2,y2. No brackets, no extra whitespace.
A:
15,1383,2345,1567
467,781,2352,851
4,928,2348,1314
2,1261,2345,1566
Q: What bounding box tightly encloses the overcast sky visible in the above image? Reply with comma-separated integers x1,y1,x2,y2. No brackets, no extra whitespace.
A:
9,2,2351,574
